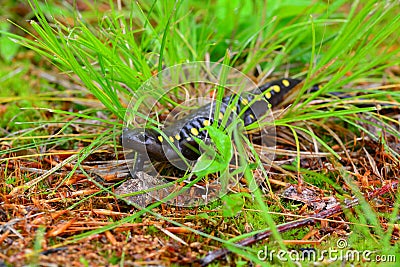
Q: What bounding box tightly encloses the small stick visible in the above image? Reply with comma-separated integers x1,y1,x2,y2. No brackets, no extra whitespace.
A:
198,182,398,266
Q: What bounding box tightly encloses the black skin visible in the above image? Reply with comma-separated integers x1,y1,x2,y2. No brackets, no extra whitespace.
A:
121,128,166,174
122,78,315,174
122,128,165,161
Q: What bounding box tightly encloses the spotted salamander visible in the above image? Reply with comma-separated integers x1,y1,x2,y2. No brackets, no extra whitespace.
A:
122,78,318,173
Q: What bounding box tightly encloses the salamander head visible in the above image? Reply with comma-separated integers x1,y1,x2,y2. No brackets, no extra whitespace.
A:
122,128,163,157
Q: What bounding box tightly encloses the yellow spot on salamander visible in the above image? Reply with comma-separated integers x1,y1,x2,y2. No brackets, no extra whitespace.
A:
249,114,255,119
241,98,249,105
203,120,210,126
175,134,181,141
169,136,174,142
271,85,281,93
265,91,272,99
158,136,163,142
191,128,199,136
282,79,290,87
186,137,191,141
219,112,224,120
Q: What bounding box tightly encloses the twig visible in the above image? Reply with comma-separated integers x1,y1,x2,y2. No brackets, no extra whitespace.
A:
198,182,398,266
8,154,79,196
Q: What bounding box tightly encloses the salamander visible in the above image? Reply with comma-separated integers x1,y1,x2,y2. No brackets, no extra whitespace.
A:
122,78,318,173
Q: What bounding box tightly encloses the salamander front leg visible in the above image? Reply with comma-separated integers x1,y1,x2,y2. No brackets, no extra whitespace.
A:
131,153,145,178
